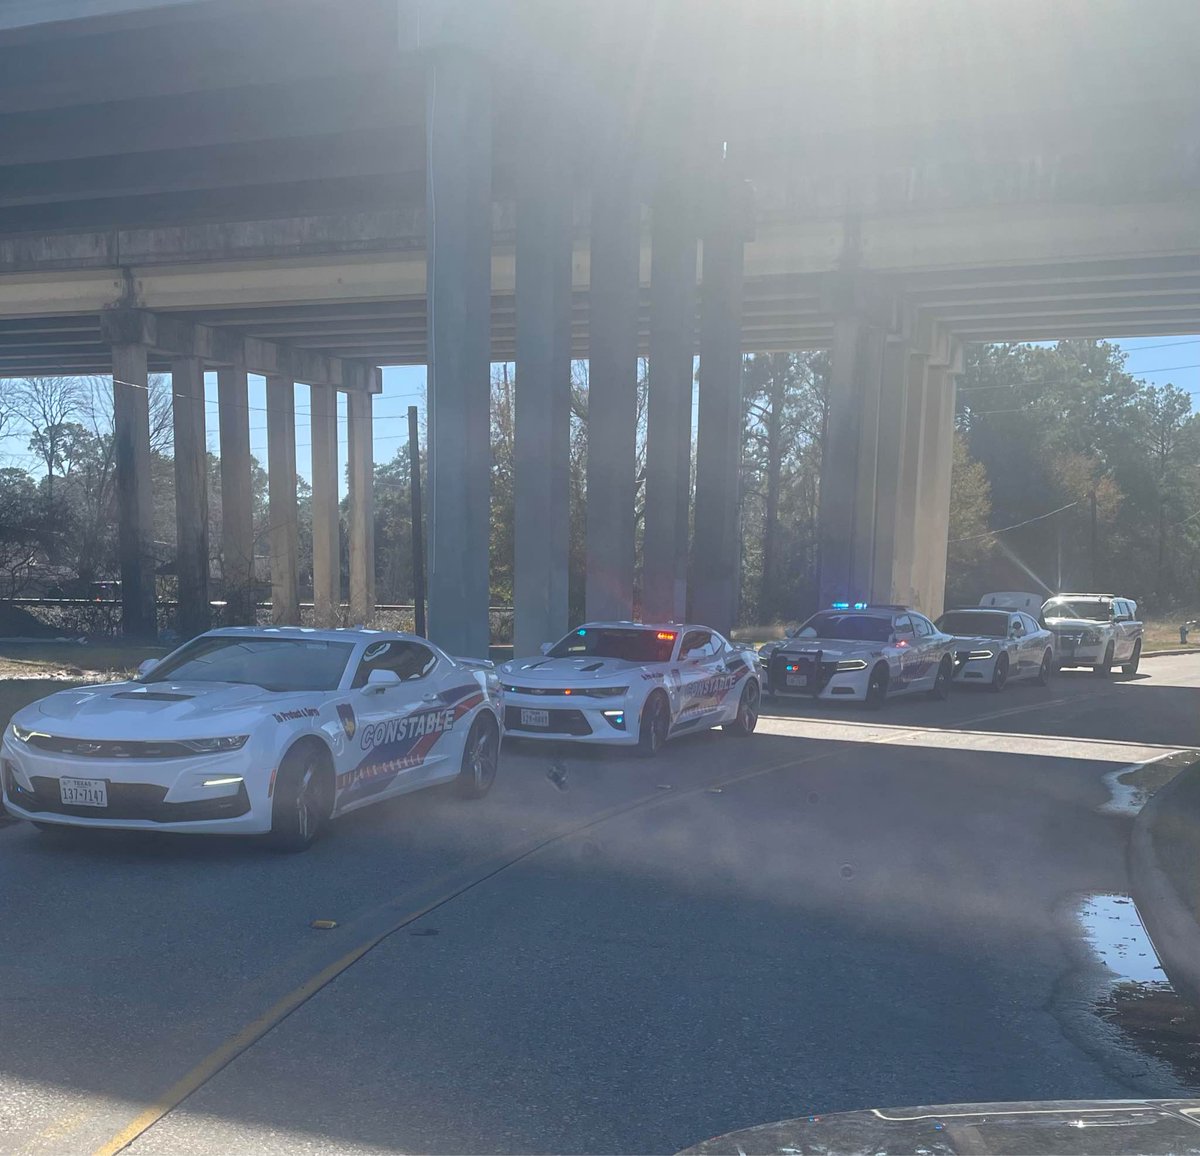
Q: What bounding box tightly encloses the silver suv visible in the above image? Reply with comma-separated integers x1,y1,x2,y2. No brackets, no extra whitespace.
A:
1041,593,1143,676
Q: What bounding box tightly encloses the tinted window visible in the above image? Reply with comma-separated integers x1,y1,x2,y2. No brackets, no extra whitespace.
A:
548,627,676,663
912,615,933,637
680,631,718,659
795,613,893,642
350,639,438,688
936,611,1009,638
894,615,914,635
145,636,354,692
1043,598,1112,622
1020,613,1041,634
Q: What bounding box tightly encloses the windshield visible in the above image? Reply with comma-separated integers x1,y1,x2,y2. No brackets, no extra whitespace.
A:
143,636,355,692
937,611,1010,638
794,613,893,642
1042,599,1111,622
547,627,676,663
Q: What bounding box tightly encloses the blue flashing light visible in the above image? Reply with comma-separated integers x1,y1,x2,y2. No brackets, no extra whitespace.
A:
831,601,850,610
576,628,587,635
853,601,869,611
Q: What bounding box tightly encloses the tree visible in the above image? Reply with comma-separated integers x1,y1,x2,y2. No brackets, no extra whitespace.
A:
944,435,995,607
10,376,84,499
0,468,52,596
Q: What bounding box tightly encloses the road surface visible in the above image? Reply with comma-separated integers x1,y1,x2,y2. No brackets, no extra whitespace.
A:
1,655,1198,1155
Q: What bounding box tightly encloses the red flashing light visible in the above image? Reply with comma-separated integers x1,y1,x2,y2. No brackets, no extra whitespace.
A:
563,688,572,695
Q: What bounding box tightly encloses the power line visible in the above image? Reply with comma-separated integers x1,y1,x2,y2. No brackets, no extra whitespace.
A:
960,362,1200,393
950,500,1079,544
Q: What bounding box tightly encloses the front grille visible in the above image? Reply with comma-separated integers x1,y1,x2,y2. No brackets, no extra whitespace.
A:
19,775,250,822
504,706,593,736
28,735,198,759
504,685,569,696
768,651,836,696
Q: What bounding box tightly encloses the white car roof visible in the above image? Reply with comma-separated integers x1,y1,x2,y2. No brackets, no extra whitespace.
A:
574,621,708,634
201,625,427,645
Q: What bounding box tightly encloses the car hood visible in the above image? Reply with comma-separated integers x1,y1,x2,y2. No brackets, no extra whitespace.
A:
678,1099,1200,1155
19,680,317,737
1044,617,1107,631
501,656,649,684
770,640,885,662
942,633,1008,648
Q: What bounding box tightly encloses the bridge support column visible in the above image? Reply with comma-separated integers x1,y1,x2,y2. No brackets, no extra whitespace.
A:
868,336,913,605
310,383,340,627
692,176,747,635
347,386,376,626
172,356,210,637
217,362,255,626
112,342,156,640
643,185,697,622
266,375,300,625
892,353,929,608
817,309,888,608
425,47,492,658
914,348,962,618
513,130,572,656
585,175,641,623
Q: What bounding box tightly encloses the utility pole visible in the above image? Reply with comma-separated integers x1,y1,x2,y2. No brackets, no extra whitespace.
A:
408,406,427,637
1089,489,1098,589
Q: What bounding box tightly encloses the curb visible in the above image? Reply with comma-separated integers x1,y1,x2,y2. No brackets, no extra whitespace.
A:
1142,648,1200,658
1129,759,1200,1007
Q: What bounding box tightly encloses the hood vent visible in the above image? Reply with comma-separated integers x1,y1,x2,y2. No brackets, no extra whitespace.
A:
580,662,604,672
112,691,194,702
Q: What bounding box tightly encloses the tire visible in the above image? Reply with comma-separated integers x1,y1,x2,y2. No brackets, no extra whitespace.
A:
864,664,889,710
455,713,499,798
1122,639,1142,677
637,691,671,757
928,657,953,701
723,680,760,737
269,743,334,852
1093,643,1115,676
1035,649,1053,686
989,653,1009,692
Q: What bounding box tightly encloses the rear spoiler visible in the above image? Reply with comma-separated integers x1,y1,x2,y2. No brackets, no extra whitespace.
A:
454,656,495,672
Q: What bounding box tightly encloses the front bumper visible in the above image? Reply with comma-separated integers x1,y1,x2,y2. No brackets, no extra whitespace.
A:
762,656,870,700
1,739,273,834
1053,642,1105,666
502,695,639,745
951,653,999,682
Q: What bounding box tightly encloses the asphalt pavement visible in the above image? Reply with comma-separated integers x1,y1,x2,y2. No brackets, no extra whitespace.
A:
1,656,1198,1154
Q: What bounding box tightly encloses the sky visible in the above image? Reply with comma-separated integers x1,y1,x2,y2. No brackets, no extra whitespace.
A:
1,337,1198,495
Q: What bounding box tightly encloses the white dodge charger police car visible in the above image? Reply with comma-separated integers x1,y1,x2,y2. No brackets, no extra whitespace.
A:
500,622,761,755
935,605,1055,690
759,604,955,708
1,627,503,850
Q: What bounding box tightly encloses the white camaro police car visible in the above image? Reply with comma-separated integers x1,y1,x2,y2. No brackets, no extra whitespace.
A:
1,627,503,850
500,622,761,755
935,605,1055,690
758,604,955,708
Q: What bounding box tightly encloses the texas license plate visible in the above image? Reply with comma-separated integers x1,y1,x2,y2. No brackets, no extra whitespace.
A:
786,674,808,687
60,777,107,807
520,709,550,728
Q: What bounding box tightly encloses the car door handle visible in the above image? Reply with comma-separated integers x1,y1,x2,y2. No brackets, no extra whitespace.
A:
422,692,439,703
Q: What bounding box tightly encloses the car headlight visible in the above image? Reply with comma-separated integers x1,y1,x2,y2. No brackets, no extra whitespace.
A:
968,650,995,660
586,686,629,698
1080,630,1101,644
180,735,249,753
10,722,38,743
835,659,868,672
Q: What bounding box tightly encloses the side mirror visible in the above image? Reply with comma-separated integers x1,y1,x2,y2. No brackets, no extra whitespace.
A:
539,642,553,655
136,658,159,678
365,668,401,693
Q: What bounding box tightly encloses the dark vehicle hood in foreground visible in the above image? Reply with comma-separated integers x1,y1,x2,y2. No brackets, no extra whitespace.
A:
679,1099,1200,1155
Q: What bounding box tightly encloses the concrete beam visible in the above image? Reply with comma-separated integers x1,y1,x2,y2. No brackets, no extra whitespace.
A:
111,341,156,639
869,337,911,604
513,129,572,656
99,307,376,389
266,375,300,625
309,384,340,627
347,386,376,626
642,185,697,622
425,46,493,658
170,356,209,637
217,362,255,626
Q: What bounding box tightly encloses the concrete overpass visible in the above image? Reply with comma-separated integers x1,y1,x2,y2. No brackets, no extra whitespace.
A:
0,0,1196,653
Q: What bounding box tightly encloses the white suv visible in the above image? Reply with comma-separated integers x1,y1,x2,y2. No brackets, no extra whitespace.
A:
1041,594,1143,676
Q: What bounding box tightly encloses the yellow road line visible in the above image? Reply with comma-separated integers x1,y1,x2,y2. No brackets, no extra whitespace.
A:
91,680,1122,1155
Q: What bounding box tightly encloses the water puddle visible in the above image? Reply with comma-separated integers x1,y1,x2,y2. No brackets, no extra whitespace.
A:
1072,893,1200,1090
1099,751,1200,816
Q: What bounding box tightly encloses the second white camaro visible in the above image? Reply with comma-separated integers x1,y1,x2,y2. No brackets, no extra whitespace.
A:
500,622,761,754
2,627,504,850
